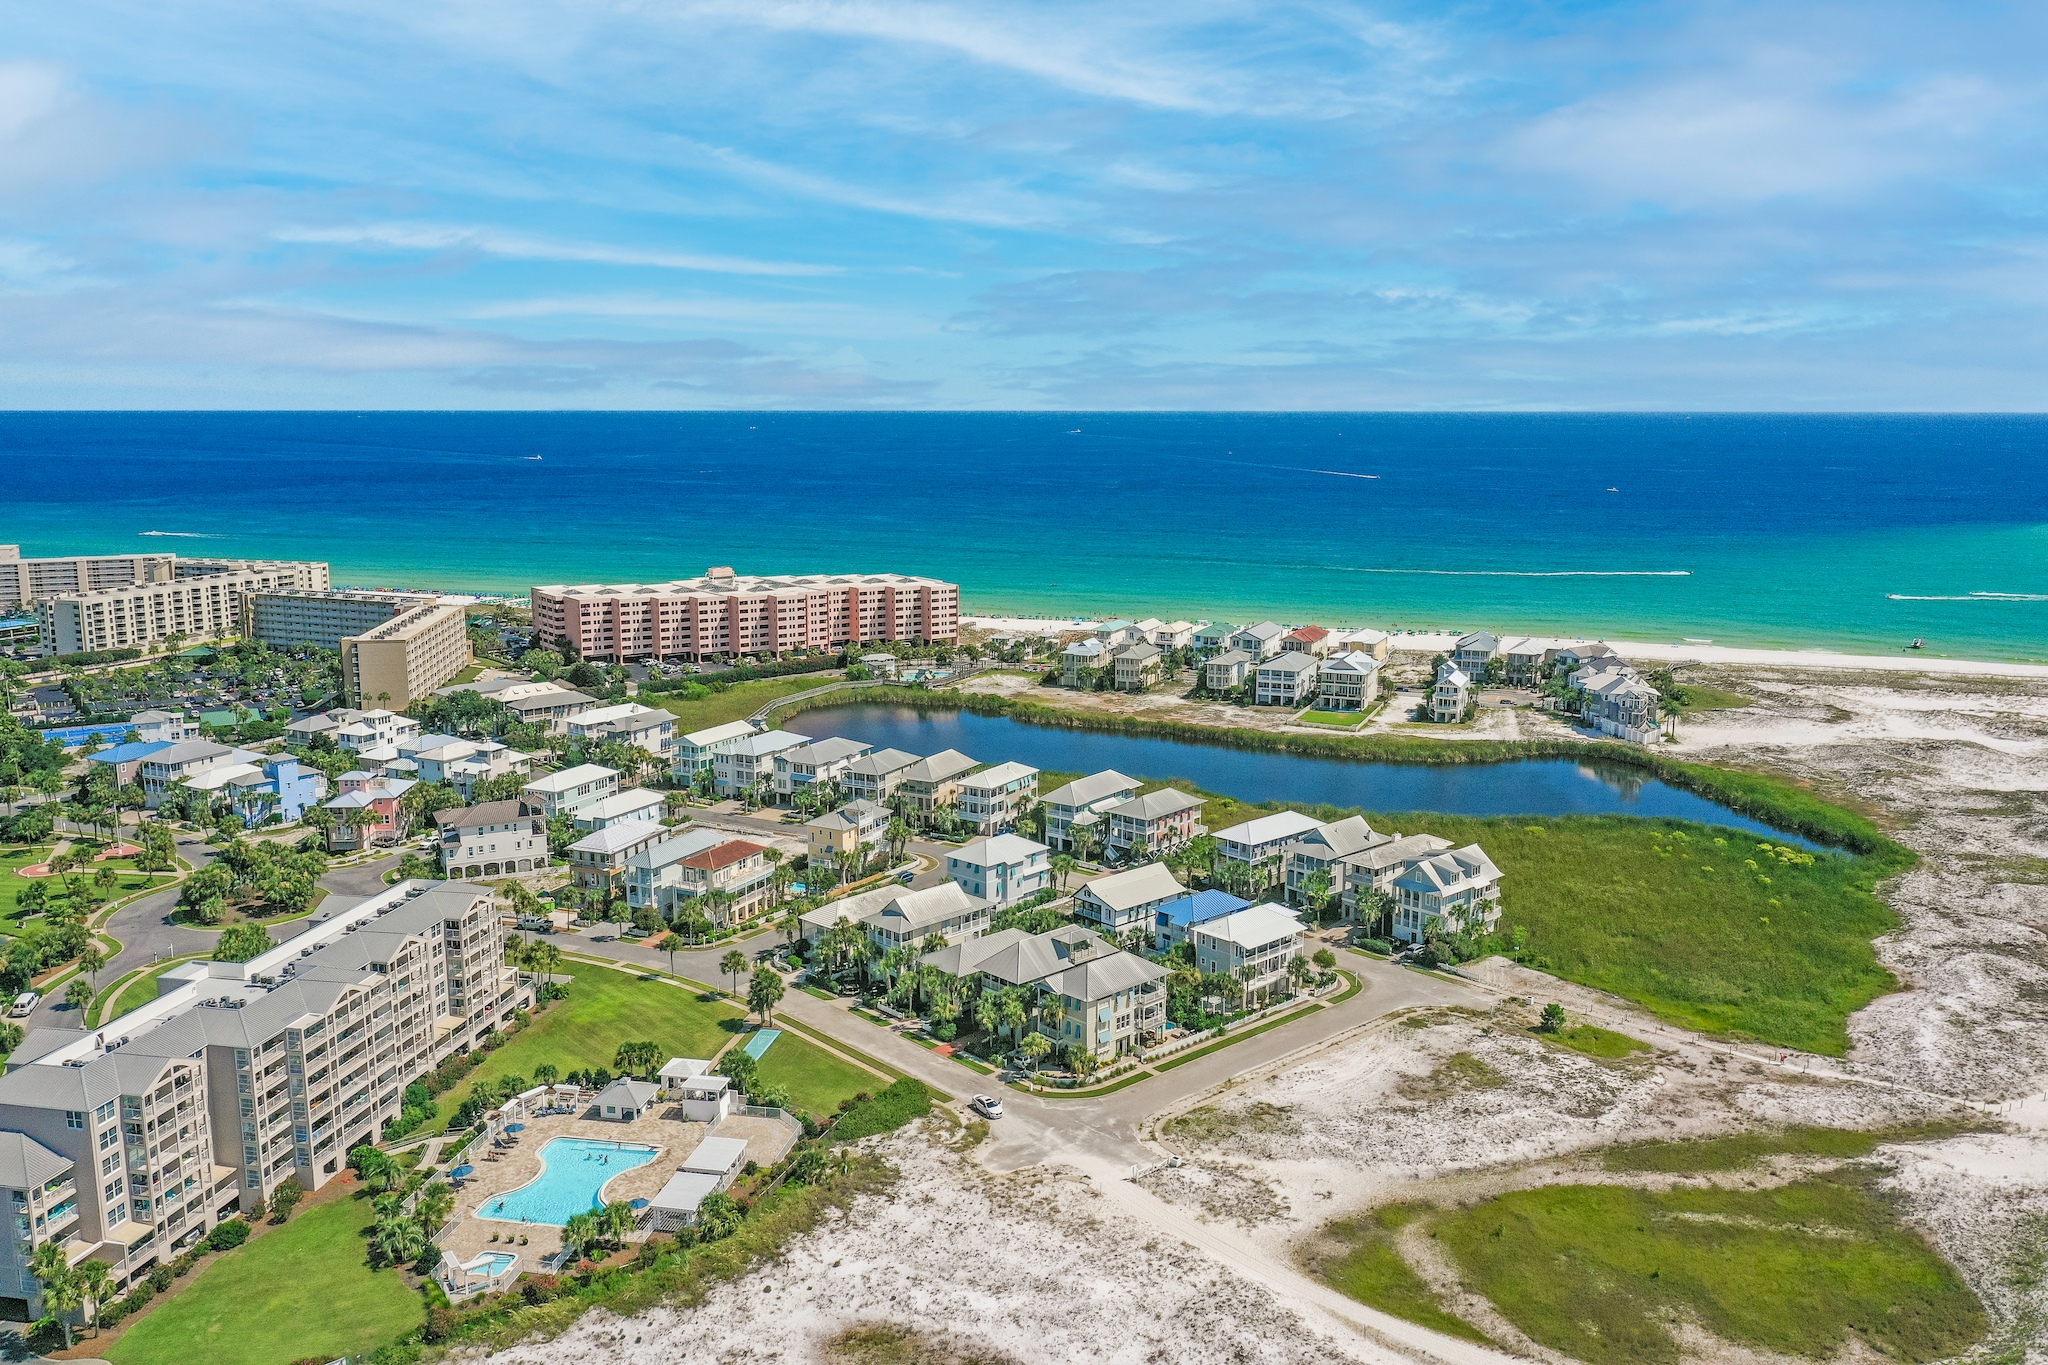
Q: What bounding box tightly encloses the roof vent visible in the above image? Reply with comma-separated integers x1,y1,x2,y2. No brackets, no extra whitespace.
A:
706,565,735,579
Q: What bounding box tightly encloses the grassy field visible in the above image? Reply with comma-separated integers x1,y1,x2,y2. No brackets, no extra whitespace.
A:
107,1191,423,1365
1299,710,1365,728
1601,1122,1973,1174
752,1030,882,1120
651,677,834,731
1387,815,1899,1055
1433,1173,1985,1365
431,965,744,1127
1545,1023,1652,1059
1316,1203,1492,1344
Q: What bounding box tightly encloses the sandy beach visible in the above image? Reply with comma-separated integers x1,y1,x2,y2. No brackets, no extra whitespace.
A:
963,615,2048,679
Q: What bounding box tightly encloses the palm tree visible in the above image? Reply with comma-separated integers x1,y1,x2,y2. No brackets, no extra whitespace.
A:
748,965,784,1023
1020,1031,1053,1074
354,1147,402,1193
30,1241,78,1347
415,1181,455,1234
719,949,749,999
974,991,1003,1040
344,804,378,851
998,992,1027,1050
372,1215,428,1267
563,1210,601,1259
1302,869,1333,927
1049,853,1077,892
73,1259,113,1336
884,816,912,863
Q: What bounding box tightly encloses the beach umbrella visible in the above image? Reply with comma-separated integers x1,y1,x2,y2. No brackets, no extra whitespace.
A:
451,1165,475,1179
629,1198,649,1210
505,1123,526,1133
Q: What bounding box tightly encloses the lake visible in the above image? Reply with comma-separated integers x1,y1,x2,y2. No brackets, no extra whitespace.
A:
791,702,1822,845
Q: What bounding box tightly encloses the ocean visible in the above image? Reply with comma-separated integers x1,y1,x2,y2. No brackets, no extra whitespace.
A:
3,412,2045,660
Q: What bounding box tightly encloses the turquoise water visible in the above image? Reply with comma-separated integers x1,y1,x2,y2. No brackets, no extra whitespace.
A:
478,1137,660,1226
4,412,2045,658
741,1029,782,1060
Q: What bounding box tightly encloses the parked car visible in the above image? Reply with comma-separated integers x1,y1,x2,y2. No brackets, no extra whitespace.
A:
971,1093,1003,1120
9,992,39,1018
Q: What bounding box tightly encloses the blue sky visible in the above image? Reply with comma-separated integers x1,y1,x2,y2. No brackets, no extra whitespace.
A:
3,0,2044,409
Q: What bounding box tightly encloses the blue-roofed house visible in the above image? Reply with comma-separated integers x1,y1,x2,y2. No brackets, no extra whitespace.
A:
1154,889,1252,951
87,739,174,787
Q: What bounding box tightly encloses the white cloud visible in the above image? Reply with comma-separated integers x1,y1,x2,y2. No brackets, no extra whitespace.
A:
272,223,841,276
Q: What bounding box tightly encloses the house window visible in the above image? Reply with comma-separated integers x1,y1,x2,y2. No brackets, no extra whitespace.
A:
65,1111,85,1130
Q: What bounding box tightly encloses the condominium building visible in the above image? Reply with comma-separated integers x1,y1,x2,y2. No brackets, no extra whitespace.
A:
38,560,330,656
0,881,522,1309
340,602,470,709
0,545,176,610
529,566,960,663
243,589,438,651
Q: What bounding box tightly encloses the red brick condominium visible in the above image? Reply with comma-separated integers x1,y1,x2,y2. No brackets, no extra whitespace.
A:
530,567,960,662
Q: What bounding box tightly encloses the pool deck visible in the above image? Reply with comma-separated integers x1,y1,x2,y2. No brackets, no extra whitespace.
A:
442,1106,798,1274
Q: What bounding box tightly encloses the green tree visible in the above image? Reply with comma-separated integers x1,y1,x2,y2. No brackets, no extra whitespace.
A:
29,1241,79,1347
214,922,274,963
1019,1031,1053,1073
64,978,92,1013
371,1214,428,1268
747,965,785,1023
719,949,749,998
1538,1002,1567,1034
613,1040,662,1077
1049,852,1077,891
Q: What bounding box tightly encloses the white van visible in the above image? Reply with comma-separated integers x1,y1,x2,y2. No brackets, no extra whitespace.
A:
9,992,39,1018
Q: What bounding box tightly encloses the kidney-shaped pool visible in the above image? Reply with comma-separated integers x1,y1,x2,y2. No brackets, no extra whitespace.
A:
477,1137,661,1226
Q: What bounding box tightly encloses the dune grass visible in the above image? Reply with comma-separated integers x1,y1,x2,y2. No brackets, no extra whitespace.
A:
1387,816,1899,1055
1544,1023,1653,1059
106,1191,421,1365
1602,1121,1981,1175
1316,1203,1492,1344
430,966,743,1127
1433,1172,1985,1365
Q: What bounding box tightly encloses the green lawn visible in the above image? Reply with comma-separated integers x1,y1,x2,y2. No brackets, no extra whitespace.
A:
0,845,166,931
431,965,744,1127
1433,1174,1985,1365
751,1031,880,1121
1316,1203,1493,1344
1299,710,1365,728
107,1192,423,1365
650,677,837,731
1389,816,1899,1055
1601,1122,1974,1175
1544,1023,1652,1059
1670,683,1753,712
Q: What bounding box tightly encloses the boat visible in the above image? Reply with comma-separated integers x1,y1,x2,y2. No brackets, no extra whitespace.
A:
1909,638,1926,650
526,455,542,461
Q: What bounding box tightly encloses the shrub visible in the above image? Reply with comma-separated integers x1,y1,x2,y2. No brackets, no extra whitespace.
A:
1312,947,1337,969
205,1217,251,1251
1354,937,1394,956
146,1265,174,1292
830,1079,931,1143
520,1274,561,1305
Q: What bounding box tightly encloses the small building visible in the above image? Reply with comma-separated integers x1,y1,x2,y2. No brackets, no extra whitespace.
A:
522,763,621,820
647,1135,751,1232
128,709,198,744
668,1073,732,1124
1191,903,1306,1004
1429,663,1472,723
1228,622,1288,660
1497,636,1553,686
1112,641,1164,692
87,738,173,788
1317,652,1382,710
594,1077,661,1121
1094,619,1142,646
1331,629,1390,661
897,748,979,818
1214,811,1327,889
1391,845,1503,943
1060,637,1107,688
1254,651,1319,707
806,797,890,865
859,652,900,679
946,833,1050,909
955,761,1038,836
1203,648,1255,694
322,771,415,851
1073,862,1185,934
800,880,992,953
841,747,921,804
568,703,678,759
437,799,549,878
1282,625,1333,657
335,708,421,753
1191,622,1235,656
1151,621,1196,650
1042,770,1140,852
1153,889,1252,950
1102,787,1206,860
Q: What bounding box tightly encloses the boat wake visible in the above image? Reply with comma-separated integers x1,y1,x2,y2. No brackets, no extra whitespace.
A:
139,530,225,538
1337,567,1690,577
1887,592,2048,602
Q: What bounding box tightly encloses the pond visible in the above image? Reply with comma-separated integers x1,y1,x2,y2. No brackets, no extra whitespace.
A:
791,703,1824,846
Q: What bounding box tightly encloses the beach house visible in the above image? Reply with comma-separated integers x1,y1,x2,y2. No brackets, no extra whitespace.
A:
1191,903,1307,1005
1203,649,1255,694
1073,862,1186,934
955,761,1038,836
898,749,980,819
1060,637,1107,687
1102,787,1206,860
1192,622,1235,656
1228,622,1288,660
1041,770,1140,851
1429,663,1472,723
521,763,621,820
1112,641,1165,691
946,833,1051,909
841,747,921,804
1254,651,1319,707
1317,651,1382,710
712,729,808,799
1391,846,1504,943
436,799,549,877
774,736,873,805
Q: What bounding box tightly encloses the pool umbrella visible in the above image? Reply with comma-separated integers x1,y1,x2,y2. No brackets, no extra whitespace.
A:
629,1198,649,1210
505,1123,526,1132
451,1165,475,1179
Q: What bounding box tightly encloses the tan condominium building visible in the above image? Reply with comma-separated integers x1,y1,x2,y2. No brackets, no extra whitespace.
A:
37,559,330,656
340,601,471,708
0,880,524,1317
0,545,178,610
531,565,959,663
243,588,439,651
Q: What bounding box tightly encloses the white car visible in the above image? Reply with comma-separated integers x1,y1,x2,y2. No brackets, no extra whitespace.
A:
9,992,38,1018
971,1093,1003,1120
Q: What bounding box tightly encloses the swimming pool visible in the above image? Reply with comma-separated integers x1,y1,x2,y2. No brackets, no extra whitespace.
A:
477,1138,660,1226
